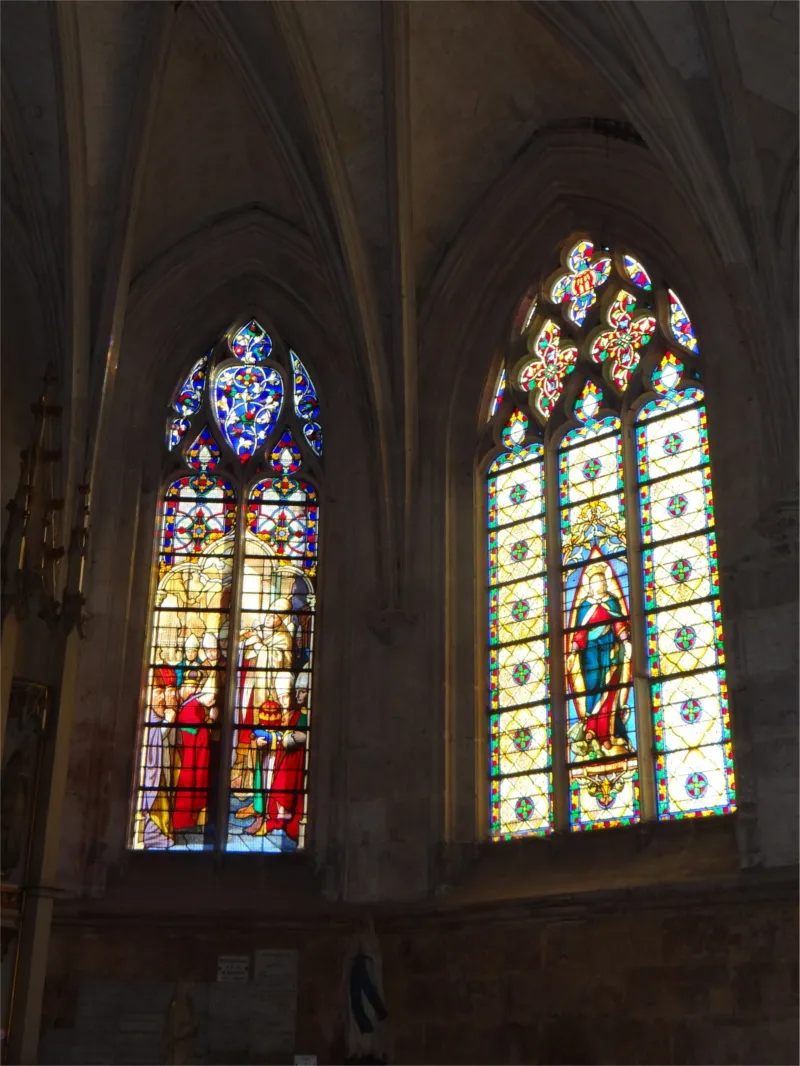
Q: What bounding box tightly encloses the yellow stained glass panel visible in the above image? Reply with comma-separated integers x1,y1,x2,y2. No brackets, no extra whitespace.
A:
647,599,723,677
495,639,549,708
491,705,550,775
645,534,715,609
491,773,551,838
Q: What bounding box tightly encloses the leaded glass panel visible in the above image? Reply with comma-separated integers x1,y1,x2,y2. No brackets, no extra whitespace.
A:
132,320,323,854
485,236,735,838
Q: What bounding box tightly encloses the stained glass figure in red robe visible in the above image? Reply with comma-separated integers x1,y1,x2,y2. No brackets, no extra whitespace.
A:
171,676,218,834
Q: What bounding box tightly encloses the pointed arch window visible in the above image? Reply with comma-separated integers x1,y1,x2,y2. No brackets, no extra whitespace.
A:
131,318,323,853
485,236,736,837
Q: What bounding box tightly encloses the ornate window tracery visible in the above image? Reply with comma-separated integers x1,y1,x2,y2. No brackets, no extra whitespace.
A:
131,318,322,853
485,236,736,837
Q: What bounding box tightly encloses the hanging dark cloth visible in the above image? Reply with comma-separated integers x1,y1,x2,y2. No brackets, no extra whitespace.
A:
348,952,388,1034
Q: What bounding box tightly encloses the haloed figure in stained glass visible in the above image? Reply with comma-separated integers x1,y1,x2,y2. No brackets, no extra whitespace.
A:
485,234,736,836
132,317,322,854
139,556,230,848
232,561,312,850
566,563,633,759
246,668,309,845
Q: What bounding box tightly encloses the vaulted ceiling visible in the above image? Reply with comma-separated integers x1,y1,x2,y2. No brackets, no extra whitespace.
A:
2,0,798,574
5,0,796,317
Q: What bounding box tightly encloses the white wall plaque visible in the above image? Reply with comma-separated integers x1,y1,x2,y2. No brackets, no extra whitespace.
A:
216,954,250,983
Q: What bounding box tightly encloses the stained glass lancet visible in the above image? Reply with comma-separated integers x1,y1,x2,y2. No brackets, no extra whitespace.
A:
637,356,735,818
560,383,639,830
132,318,323,854
488,413,551,838
484,235,735,837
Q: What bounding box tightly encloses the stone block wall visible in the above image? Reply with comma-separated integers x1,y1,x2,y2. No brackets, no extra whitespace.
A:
380,884,798,1065
41,871,797,1065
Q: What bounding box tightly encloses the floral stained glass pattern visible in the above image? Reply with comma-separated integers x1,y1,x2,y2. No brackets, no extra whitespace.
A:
168,355,209,450
186,426,222,471
484,236,733,840
550,239,612,326
133,316,324,855
229,319,273,363
168,418,191,450
270,429,303,474
622,254,652,290
589,290,656,392
668,290,699,354
290,350,323,456
213,365,283,463
175,356,209,415
161,475,236,567
247,478,319,571
488,443,552,838
501,409,528,451
519,320,579,423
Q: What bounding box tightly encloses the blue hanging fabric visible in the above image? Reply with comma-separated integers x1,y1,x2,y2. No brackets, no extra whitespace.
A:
343,921,389,1063
348,952,388,1034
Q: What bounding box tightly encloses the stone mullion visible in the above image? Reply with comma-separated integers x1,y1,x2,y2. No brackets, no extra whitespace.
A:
621,412,657,822
544,443,569,832
212,483,248,853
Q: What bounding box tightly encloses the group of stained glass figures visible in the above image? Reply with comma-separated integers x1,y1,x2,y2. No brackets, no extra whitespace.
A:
488,237,735,836
133,320,321,853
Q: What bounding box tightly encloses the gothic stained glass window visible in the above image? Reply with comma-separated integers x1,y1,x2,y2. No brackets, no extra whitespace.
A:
485,235,735,838
131,318,323,853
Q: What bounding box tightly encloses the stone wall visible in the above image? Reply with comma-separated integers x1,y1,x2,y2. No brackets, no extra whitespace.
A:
42,868,797,1065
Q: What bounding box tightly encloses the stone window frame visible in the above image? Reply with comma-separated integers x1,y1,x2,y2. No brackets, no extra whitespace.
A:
427,132,776,880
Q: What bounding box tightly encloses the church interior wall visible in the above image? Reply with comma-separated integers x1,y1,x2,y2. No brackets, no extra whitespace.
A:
1,2,796,1063
40,872,798,1065
37,127,797,1058
0,232,50,545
